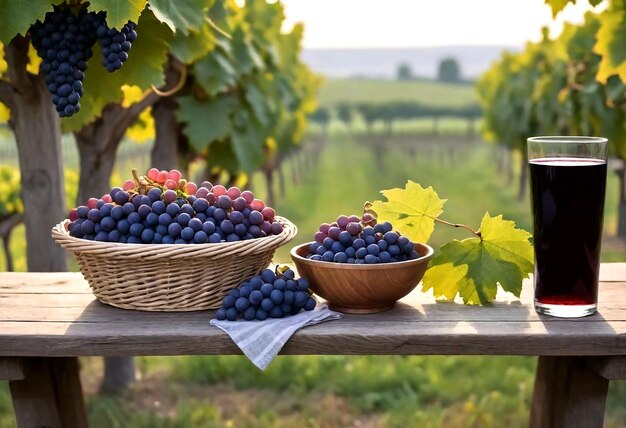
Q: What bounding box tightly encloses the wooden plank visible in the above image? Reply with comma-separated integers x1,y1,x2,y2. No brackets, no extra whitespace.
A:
0,357,26,380
9,358,62,428
599,262,626,282
585,356,626,380
530,356,609,428
1,283,625,323
0,320,624,357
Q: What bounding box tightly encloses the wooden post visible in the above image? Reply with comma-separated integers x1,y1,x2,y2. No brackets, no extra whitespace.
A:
8,357,87,428
530,356,609,428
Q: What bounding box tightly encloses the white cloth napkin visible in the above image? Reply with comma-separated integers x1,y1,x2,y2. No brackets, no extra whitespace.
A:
210,304,342,370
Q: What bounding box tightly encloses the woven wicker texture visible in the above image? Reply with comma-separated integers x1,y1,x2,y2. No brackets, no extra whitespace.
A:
52,216,297,311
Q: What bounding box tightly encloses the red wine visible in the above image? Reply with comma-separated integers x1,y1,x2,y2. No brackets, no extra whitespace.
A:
529,157,606,307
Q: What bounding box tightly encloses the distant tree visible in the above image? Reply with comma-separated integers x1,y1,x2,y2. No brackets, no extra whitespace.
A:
437,57,461,83
396,63,413,81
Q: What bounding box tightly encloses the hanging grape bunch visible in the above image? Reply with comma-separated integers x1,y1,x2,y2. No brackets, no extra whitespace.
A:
29,5,138,118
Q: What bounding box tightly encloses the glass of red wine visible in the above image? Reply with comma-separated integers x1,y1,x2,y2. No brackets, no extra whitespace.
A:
528,136,608,318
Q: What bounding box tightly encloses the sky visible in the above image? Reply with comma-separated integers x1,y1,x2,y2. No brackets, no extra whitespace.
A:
279,0,606,49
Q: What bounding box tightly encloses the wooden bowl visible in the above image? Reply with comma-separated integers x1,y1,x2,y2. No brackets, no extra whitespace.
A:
290,242,434,314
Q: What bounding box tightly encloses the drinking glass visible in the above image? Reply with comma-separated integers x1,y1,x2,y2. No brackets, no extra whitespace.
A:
527,136,608,318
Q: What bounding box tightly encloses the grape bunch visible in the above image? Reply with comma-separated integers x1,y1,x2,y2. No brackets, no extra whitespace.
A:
29,8,104,117
215,268,317,321
96,20,137,72
306,214,419,264
29,6,138,117
67,168,284,244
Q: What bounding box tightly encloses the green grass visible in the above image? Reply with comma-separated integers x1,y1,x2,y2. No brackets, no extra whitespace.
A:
317,78,477,108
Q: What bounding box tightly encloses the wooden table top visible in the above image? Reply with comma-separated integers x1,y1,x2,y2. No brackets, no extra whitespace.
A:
1,264,625,357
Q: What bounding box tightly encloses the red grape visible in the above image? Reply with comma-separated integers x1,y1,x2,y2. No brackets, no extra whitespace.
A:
69,208,78,221
163,190,177,203
147,168,159,181
87,198,98,209
201,181,213,190
261,207,275,221
156,170,169,184
319,223,330,234
168,169,182,182
241,190,254,204
337,215,349,229
195,187,210,199
164,179,177,190
185,182,198,195
122,180,135,191
227,187,241,200
212,185,227,196
101,194,113,203
315,231,326,243
250,199,265,211
206,193,217,205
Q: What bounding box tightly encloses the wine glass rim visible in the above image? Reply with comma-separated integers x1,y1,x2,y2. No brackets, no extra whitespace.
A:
527,136,607,144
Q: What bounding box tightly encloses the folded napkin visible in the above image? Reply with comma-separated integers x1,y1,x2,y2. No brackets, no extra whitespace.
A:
210,304,342,370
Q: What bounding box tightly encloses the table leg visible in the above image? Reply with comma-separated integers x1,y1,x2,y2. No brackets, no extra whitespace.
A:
530,356,609,428
9,357,88,428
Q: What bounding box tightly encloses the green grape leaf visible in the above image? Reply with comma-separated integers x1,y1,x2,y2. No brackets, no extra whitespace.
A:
149,0,214,34
232,27,264,75
192,48,236,96
176,95,236,152
422,213,534,305
244,80,270,126
544,0,575,18
0,0,53,44
89,0,147,29
369,181,446,243
62,8,172,132
231,121,264,172
594,8,626,83
170,19,216,63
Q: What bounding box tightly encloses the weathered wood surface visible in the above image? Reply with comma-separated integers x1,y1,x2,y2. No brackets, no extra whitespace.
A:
530,356,610,428
0,264,625,357
0,358,25,380
8,357,87,428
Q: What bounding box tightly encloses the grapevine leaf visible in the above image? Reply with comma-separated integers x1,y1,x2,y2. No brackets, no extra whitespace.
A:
231,121,264,172
193,48,236,95
176,95,236,152
89,0,148,30
62,8,173,132
0,0,53,44
232,27,264,75
422,213,534,305
544,0,575,18
244,81,270,126
369,181,446,243
170,19,216,64
594,8,626,83
149,0,214,34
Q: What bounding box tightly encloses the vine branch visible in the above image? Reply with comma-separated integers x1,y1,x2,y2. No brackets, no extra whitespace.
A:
434,217,481,238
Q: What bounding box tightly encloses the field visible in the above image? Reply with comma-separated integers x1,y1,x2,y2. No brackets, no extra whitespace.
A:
317,78,477,107
1,79,625,427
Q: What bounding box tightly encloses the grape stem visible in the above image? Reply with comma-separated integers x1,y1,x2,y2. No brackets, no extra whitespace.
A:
434,217,481,238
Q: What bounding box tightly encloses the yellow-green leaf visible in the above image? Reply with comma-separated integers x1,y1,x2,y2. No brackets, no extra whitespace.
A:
594,8,626,83
170,19,216,64
422,213,534,305
369,181,446,243
544,0,575,18
89,0,148,29
149,0,214,34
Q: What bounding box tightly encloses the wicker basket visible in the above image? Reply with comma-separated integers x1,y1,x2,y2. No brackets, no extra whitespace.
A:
51,216,297,311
